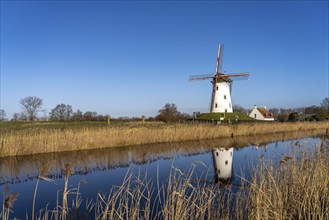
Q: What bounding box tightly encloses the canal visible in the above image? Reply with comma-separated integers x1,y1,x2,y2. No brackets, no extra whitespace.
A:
0,129,327,219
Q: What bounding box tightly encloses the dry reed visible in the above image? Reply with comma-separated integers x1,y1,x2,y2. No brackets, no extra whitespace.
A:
1,189,19,220
246,141,329,220
32,160,55,220
1,121,328,157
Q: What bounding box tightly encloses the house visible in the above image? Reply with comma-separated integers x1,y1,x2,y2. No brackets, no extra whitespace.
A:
249,106,275,121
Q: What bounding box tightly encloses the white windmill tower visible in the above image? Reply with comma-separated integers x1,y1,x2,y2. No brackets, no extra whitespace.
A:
212,147,234,183
189,44,249,113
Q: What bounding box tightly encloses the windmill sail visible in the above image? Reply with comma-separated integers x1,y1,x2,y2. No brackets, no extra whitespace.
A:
189,73,249,81
230,81,233,95
216,44,224,74
212,45,220,110
189,74,215,81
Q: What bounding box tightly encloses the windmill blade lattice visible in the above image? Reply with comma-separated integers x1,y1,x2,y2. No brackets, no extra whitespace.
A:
189,74,216,81
189,72,249,81
218,73,250,81
216,44,224,74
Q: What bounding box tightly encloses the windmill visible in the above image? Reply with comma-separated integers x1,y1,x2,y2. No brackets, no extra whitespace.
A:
189,44,249,113
212,147,234,184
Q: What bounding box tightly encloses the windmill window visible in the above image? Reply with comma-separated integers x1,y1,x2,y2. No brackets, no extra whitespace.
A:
225,109,227,113
216,86,218,90
225,160,228,165
224,95,227,99
215,103,218,108
254,114,257,119
216,152,218,156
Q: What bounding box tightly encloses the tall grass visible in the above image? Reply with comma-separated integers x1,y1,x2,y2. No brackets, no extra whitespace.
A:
31,160,54,220
1,121,328,157
1,184,18,220
1,139,328,219
247,141,329,219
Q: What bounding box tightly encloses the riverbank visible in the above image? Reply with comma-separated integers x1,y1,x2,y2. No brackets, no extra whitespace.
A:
1,121,328,157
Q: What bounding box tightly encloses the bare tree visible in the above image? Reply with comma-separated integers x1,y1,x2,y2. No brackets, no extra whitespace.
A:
233,105,249,114
72,109,83,121
41,109,48,121
268,108,279,116
156,103,188,122
83,111,98,121
19,96,43,121
12,112,28,121
12,113,20,121
0,109,6,121
321,97,329,107
49,104,73,121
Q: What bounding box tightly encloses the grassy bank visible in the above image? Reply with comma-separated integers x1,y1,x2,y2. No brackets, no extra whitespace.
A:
197,112,255,121
1,121,328,157
1,140,328,219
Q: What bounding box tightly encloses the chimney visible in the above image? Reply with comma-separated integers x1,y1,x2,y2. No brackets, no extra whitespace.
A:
254,105,257,109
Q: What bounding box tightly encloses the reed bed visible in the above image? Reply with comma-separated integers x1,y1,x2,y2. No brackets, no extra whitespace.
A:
1,139,328,219
1,121,328,157
247,141,329,219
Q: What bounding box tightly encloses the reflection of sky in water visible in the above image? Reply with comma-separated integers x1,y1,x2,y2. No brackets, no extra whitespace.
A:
232,137,320,185
0,136,324,219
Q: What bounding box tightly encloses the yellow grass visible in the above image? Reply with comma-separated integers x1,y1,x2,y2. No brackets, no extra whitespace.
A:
246,142,329,219
1,121,328,157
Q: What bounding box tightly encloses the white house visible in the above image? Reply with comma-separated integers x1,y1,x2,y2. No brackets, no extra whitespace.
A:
249,106,275,121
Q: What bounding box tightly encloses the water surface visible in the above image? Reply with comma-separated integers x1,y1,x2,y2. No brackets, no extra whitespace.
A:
0,130,327,218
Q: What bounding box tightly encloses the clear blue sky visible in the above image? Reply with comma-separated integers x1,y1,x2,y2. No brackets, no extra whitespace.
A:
1,0,328,118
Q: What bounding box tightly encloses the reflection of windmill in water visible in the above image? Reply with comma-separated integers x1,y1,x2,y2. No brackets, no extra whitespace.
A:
189,44,249,113
212,147,234,184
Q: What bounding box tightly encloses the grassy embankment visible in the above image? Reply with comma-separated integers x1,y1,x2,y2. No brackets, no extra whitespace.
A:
197,112,255,121
1,141,328,219
0,120,328,157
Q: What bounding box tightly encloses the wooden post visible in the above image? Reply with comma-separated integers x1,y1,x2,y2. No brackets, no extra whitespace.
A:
107,115,111,126
141,115,145,124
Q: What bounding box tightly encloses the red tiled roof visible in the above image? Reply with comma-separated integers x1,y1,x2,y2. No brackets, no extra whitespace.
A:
257,108,273,118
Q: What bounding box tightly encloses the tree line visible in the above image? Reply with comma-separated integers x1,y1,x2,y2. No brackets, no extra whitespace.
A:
9,97,110,122
0,96,328,122
0,96,189,123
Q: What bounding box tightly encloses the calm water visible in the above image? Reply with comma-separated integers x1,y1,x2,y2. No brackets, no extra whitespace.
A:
0,130,327,219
